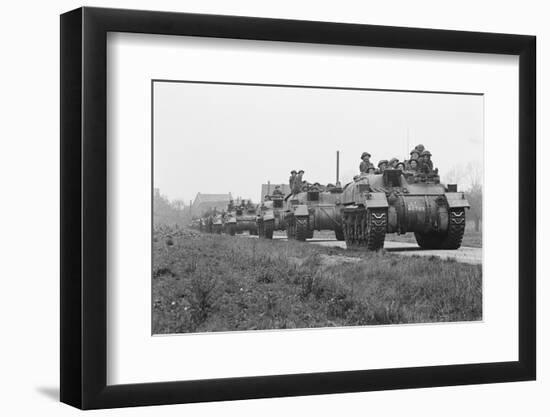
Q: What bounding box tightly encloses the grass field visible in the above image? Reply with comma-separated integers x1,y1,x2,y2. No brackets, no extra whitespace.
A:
153,228,482,334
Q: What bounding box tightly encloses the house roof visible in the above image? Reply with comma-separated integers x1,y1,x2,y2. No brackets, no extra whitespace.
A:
193,193,232,205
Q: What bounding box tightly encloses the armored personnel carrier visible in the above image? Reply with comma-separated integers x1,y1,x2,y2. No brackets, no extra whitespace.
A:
284,184,345,242
256,193,286,239
340,169,469,251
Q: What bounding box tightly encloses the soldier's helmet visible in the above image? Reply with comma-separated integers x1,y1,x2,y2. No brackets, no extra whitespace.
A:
378,159,389,167
396,162,405,169
415,144,425,153
361,152,371,159
298,169,305,174
291,170,297,174
421,150,432,157
409,158,419,165
367,167,376,173
410,149,420,156
389,157,399,165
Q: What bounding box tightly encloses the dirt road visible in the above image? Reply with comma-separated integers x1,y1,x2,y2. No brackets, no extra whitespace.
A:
246,234,482,265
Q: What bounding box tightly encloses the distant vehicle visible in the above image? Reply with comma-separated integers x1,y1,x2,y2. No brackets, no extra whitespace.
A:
234,201,258,235
340,169,469,250
256,194,286,239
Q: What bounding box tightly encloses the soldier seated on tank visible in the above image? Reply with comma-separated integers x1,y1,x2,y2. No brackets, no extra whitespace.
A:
377,160,388,173
408,158,419,172
292,170,304,194
289,170,297,189
388,157,399,169
410,149,420,161
272,185,284,196
359,152,374,173
419,150,434,173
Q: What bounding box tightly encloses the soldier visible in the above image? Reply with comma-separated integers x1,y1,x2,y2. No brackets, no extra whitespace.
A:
408,158,419,172
359,152,374,173
272,185,284,196
419,150,433,173
388,157,399,169
293,170,304,194
289,170,297,189
377,159,389,173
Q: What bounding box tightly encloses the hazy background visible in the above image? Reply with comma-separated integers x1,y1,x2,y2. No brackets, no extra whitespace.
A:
153,81,483,203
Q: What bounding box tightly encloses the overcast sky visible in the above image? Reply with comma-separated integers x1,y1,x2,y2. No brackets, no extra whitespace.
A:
153,81,483,203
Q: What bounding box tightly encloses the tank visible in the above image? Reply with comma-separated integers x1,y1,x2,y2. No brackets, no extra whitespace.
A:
222,210,237,236
256,193,286,239
233,201,259,235
284,184,345,242
340,169,469,250
211,213,224,234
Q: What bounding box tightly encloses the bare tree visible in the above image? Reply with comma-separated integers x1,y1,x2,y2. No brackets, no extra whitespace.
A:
443,162,483,232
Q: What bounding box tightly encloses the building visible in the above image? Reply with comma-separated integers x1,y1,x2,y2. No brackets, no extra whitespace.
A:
191,193,232,217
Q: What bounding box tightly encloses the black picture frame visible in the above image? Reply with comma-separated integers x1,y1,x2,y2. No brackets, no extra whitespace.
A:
60,6,536,410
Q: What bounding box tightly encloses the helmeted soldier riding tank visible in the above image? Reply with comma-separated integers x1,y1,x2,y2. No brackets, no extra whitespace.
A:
359,152,374,173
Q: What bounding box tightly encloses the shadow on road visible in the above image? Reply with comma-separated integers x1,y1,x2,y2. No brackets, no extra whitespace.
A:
384,246,423,252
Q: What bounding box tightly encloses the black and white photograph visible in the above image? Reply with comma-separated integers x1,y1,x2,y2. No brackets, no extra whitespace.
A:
152,80,483,334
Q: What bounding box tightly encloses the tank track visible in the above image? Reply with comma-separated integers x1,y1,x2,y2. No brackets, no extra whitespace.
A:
286,216,296,240
227,224,235,236
295,216,309,241
285,215,308,241
264,220,274,239
414,207,465,249
441,208,466,249
257,220,264,238
343,207,387,251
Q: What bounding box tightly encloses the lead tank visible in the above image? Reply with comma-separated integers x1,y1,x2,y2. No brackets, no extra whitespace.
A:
341,169,469,250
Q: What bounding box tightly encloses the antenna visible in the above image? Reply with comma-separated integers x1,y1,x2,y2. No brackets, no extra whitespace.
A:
336,150,340,184
406,128,410,160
